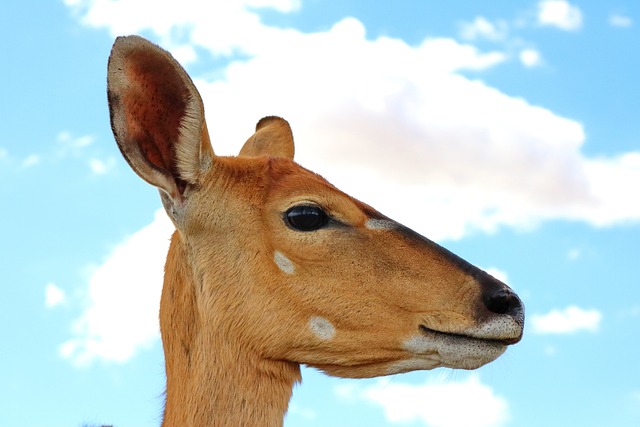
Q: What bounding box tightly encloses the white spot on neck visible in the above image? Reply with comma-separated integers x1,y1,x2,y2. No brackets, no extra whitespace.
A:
365,219,397,230
274,251,295,274
309,316,336,340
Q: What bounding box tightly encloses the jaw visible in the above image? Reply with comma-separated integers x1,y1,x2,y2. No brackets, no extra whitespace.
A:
315,344,507,379
402,327,511,371
307,322,520,379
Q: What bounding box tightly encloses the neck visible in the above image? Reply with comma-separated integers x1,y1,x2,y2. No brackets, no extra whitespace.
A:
160,232,301,426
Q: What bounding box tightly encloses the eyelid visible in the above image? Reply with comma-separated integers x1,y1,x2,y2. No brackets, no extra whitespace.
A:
284,199,323,210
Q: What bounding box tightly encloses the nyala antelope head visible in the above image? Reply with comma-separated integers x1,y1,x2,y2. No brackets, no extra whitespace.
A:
107,35,524,426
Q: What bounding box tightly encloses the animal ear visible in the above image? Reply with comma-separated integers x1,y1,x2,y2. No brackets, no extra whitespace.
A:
239,116,295,160
107,35,214,200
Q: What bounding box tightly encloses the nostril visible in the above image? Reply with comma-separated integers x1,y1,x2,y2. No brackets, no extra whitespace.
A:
484,288,520,315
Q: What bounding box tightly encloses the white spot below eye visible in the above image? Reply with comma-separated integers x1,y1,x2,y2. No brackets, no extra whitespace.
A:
365,219,397,230
309,316,336,340
274,251,295,274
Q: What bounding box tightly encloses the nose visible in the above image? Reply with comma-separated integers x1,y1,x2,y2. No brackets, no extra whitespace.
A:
484,287,522,316
480,274,523,318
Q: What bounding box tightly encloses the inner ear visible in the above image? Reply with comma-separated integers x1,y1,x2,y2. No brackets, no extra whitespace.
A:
107,35,213,199
239,116,295,160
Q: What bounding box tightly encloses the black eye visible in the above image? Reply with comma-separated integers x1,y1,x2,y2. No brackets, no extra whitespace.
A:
285,205,329,231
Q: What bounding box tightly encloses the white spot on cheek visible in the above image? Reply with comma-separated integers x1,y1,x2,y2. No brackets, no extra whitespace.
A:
365,219,397,230
309,316,336,340
274,251,295,274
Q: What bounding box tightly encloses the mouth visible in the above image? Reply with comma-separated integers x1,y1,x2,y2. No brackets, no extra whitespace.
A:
410,324,519,370
419,324,522,346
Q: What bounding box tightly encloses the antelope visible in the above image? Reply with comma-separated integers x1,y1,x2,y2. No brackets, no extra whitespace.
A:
107,35,524,426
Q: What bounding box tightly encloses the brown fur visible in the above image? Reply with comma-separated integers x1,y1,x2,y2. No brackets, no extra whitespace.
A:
107,35,524,426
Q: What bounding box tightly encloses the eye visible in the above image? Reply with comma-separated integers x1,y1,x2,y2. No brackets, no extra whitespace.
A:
285,205,329,231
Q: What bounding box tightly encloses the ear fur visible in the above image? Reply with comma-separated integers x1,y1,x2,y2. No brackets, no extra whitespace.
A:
107,35,213,199
239,116,295,160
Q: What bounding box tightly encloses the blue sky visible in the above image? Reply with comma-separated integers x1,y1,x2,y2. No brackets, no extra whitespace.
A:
1,0,639,426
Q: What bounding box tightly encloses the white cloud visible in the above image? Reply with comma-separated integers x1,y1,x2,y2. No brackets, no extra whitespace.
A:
537,0,583,31
0,149,42,169
340,375,509,427
56,131,94,151
484,267,509,285
88,157,116,175
519,48,543,68
21,154,41,168
49,131,122,176
459,17,509,42
531,306,602,334
60,209,174,366
54,131,98,163
45,283,67,308
2,132,100,172
64,0,301,61
609,14,633,28
567,248,581,260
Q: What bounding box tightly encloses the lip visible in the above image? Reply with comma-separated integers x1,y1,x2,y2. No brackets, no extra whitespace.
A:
419,324,522,346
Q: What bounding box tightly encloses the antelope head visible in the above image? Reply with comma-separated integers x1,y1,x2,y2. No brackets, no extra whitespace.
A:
107,35,524,425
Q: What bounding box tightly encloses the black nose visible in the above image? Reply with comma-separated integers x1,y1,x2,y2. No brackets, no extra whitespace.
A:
484,287,521,315
480,275,523,317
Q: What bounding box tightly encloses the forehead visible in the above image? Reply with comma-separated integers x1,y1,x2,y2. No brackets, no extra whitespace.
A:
265,158,380,222
267,158,337,196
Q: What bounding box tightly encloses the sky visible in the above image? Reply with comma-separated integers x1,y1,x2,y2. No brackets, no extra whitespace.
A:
1,0,639,426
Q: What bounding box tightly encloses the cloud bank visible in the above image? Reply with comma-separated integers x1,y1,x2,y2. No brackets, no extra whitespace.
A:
337,375,509,427
60,210,173,365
